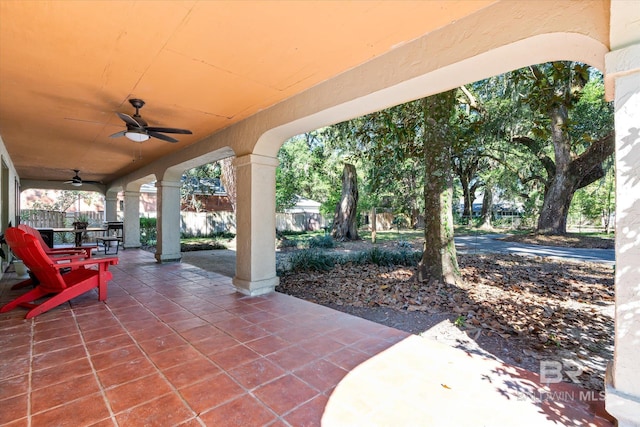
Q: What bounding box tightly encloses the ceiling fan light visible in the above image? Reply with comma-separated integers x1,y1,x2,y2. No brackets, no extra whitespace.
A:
71,181,82,187
125,131,149,142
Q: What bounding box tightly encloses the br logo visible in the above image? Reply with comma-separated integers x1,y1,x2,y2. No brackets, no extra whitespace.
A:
540,360,584,384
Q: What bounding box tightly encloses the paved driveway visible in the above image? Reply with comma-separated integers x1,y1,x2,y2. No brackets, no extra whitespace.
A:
455,234,615,264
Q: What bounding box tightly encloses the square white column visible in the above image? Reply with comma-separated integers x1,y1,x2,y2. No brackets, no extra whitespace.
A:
123,190,141,249
155,180,182,263
105,191,119,222
605,43,640,427
233,154,279,296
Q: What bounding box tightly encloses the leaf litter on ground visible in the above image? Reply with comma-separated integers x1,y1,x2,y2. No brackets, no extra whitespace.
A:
277,252,614,391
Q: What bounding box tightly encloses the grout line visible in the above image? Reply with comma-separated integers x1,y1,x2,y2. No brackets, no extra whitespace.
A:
100,280,210,422
27,318,34,427
70,307,118,426
109,268,290,423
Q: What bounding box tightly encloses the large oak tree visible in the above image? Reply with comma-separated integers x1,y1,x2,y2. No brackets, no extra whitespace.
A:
513,62,614,234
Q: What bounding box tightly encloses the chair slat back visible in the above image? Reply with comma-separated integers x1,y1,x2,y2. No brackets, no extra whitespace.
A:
5,228,67,292
17,224,52,252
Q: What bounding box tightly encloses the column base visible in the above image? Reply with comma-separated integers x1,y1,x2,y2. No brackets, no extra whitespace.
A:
155,253,182,263
606,363,640,427
233,276,279,296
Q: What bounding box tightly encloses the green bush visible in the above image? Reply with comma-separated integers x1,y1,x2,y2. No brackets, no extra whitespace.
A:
280,247,421,275
287,249,337,272
341,247,420,267
396,240,413,249
278,238,299,249
308,235,335,249
140,217,157,245
278,230,307,236
181,239,227,251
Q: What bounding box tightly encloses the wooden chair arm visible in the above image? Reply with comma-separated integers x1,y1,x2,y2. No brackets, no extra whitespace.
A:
51,257,119,270
49,254,86,262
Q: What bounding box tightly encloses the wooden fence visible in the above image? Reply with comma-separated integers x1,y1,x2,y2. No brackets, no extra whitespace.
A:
180,211,236,236
276,212,327,232
20,209,329,238
20,210,105,228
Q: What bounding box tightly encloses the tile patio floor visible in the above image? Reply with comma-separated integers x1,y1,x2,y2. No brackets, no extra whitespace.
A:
0,249,614,426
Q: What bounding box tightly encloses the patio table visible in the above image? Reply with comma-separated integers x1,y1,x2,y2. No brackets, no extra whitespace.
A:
52,227,107,247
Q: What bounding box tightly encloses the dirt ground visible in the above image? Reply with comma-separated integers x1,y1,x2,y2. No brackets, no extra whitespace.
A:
275,234,614,391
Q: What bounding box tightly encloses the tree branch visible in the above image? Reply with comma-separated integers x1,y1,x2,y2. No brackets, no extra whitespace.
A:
512,136,556,177
459,85,485,114
576,165,605,189
529,64,545,82
570,132,615,179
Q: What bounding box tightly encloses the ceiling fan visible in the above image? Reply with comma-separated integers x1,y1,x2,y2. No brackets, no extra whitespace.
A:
110,98,192,143
64,170,100,187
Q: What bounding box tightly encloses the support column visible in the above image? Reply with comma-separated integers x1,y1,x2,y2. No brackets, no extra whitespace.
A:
104,191,118,222
155,180,182,263
123,191,141,249
605,43,640,427
232,154,279,296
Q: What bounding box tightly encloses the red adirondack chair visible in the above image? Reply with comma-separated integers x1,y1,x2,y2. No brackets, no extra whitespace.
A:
18,224,94,258
10,225,91,290
1,227,118,319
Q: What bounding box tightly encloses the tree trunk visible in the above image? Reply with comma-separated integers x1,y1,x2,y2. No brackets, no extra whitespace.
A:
417,91,459,285
219,157,237,213
536,102,614,234
460,176,473,221
478,185,493,230
537,175,578,234
456,163,480,223
331,163,359,241
371,207,377,243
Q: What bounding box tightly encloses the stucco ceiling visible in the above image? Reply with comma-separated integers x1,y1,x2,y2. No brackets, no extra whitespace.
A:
0,1,493,186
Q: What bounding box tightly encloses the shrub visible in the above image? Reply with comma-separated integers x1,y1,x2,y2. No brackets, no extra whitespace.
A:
181,239,227,251
396,240,413,249
278,238,299,249
278,230,306,236
140,217,157,245
287,249,337,272
344,248,421,267
308,235,335,249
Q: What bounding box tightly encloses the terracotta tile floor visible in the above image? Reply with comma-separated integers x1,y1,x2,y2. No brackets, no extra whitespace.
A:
0,249,614,426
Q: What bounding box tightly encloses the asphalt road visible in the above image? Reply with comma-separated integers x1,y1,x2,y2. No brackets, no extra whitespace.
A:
181,234,615,279
454,234,615,265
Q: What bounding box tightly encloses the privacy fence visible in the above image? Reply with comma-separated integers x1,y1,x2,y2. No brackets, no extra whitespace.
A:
22,209,329,238
20,210,105,228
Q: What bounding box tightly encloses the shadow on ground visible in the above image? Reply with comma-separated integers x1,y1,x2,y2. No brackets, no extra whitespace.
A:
180,249,237,278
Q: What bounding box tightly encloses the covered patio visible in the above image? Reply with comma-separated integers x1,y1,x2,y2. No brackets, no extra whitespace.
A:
1,1,639,425
0,249,613,426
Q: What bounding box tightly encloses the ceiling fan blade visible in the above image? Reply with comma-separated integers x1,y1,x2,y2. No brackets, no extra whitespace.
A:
117,112,145,128
148,131,179,143
145,127,192,135
109,130,127,138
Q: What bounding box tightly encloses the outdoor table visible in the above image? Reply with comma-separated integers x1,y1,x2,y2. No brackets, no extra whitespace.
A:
51,227,107,247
